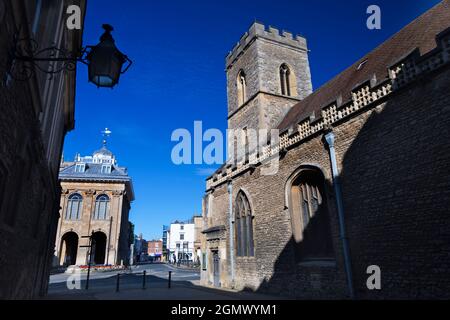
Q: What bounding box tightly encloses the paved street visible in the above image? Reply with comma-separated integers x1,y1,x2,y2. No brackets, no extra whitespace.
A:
49,262,199,285
46,263,283,300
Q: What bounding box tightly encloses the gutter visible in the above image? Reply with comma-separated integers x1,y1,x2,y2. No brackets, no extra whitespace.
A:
227,181,235,286
324,131,355,299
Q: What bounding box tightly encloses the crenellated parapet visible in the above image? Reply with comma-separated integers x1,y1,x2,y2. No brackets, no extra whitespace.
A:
208,28,450,191
226,22,308,69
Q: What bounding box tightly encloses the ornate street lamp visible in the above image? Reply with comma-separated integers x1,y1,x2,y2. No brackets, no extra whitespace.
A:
9,24,132,88
85,24,132,88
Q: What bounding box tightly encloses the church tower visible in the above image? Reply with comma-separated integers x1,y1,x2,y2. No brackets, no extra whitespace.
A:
226,22,312,131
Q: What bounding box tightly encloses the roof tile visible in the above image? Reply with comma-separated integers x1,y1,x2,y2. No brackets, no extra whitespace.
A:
278,0,450,131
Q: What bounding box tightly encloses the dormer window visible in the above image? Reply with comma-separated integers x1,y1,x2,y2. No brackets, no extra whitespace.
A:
101,164,112,174
74,163,85,173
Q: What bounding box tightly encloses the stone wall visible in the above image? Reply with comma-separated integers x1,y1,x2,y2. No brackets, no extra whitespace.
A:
201,186,230,288
203,58,450,299
226,22,312,131
56,181,131,266
227,41,260,118
0,0,85,299
0,0,67,299
256,38,312,100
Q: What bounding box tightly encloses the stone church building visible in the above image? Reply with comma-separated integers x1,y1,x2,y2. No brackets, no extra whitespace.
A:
54,143,134,267
201,1,450,299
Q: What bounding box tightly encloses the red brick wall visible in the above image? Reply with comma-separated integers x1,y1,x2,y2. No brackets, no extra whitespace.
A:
148,241,163,255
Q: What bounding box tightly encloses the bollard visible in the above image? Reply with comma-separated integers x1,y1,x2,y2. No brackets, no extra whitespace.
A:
168,271,172,289
142,270,146,290
116,273,120,292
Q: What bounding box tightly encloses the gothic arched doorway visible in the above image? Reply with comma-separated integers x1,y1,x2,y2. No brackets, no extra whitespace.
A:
91,232,107,265
60,232,79,266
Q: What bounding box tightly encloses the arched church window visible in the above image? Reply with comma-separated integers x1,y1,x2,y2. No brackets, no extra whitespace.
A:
237,70,247,106
289,168,334,260
280,64,297,97
93,194,110,220
66,193,83,220
235,191,254,257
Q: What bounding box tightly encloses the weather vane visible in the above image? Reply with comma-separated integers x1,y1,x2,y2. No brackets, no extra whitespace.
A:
101,128,112,146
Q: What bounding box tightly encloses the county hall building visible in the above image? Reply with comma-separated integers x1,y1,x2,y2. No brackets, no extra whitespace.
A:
54,143,134,267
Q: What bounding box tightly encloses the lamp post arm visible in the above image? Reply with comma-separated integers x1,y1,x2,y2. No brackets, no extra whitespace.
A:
13,46,91,64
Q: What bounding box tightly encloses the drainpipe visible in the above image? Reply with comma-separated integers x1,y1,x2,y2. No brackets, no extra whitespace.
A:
324,131,355,299
227,181,235,286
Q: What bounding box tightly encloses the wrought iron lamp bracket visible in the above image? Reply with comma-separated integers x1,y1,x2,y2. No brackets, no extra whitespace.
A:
7,36,91,81
3,23,132,85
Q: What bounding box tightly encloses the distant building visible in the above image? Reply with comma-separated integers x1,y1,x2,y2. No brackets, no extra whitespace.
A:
168,219,195,264
134,233,148,263
55,143,135,266
128,222,135,264
147,240,163,261
162,225,169,261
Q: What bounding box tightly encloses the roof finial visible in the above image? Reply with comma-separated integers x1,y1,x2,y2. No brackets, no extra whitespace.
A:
101,127,112,147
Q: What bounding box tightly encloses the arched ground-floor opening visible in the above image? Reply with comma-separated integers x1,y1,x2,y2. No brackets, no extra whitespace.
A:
60,232,79,266
91,232,107,265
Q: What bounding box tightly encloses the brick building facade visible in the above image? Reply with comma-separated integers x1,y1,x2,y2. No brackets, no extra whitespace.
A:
147,240,163,261
0,0,86,299
200,1,450,299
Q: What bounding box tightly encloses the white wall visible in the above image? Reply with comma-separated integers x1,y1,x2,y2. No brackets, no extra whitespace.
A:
168,223,195,262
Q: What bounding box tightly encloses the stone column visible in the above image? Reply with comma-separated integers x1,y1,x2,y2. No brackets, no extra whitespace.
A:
76,189,95,265
112,190,124,265
59,240,67,266
55,189,69,266
105,191,117,265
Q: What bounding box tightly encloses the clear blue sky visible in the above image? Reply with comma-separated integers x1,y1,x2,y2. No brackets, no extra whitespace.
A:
63,0,441,240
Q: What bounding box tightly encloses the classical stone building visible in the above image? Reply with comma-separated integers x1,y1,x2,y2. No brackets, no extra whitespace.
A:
201,1,450,299
55,144,134,267
0,0,86,299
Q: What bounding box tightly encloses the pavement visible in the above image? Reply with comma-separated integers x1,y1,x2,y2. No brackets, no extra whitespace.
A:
45,263,283,300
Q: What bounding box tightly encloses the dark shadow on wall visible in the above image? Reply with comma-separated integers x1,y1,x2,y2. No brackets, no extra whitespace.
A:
243,66,450,299
244,179,348,299
337,67,450,299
